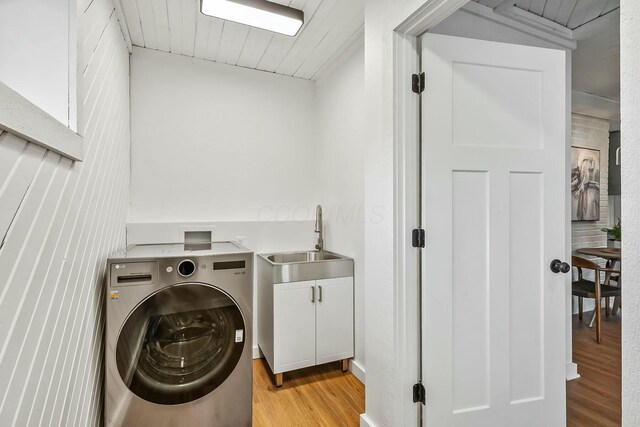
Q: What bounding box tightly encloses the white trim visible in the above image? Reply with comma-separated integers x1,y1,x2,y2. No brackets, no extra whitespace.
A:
0,82,84,161
572,90,620,121
566,362,580,381
350,359,366,384
462,1,577,50
495,4,574,39
387,3,468,427
68,0,78,132
392,30,422,427
360,413,377,427
394,0,469,35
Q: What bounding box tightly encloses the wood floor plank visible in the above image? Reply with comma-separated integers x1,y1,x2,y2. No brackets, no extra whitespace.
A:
567,310,621,427
253,359,364,427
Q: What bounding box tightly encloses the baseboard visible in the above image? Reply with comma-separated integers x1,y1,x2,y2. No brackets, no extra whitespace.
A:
360,413,377,427
566,362,580,381
252,346,262,359
350,359,366,385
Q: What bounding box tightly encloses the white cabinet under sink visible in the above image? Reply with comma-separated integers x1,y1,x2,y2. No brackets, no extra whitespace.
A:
259,276,354,386
314,277,354,364
273,280,316,372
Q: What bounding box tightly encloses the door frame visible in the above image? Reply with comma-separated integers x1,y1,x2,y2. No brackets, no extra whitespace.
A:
389,1,575,426
390,2,468,426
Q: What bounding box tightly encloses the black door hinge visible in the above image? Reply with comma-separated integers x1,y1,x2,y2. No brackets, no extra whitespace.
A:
412,72,425,94
412,228,425,248
413,382,426,404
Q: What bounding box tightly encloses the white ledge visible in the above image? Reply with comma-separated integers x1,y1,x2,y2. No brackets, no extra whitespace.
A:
462,1,577,50
572,90,620,121
0,82,84,161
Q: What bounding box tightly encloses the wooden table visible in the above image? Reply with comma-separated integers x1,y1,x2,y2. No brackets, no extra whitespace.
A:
576,247,621,263
575,246,621,318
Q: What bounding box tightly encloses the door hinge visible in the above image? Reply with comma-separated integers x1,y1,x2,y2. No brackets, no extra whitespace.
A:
412,228,425,248
412,72,425,94
413,382,426,404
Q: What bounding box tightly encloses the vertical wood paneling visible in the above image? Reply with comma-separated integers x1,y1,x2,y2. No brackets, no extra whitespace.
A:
216,21,251,65
542,0,565,21
0,0,130,426
119,0,145,46
473,0,619,29
136,0,158,49
236,28,274,69
119,0,361,80
180,0,197,57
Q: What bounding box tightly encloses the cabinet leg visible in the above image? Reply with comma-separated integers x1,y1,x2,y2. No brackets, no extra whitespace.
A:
341,359,349,373
275,373,283,387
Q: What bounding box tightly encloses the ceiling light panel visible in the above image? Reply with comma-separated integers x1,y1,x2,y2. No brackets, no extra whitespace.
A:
200,0,304,36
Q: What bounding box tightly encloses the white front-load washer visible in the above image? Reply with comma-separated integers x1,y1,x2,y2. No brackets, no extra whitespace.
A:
105,242,253,427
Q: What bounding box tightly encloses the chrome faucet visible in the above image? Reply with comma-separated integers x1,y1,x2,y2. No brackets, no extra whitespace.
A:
314,204,324,252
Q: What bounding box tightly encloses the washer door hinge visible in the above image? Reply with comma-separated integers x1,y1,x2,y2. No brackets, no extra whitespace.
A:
412,228,426,248
412,72,425,94
413,381,426,404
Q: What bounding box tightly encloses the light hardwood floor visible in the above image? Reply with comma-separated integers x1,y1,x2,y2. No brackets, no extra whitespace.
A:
567,310,621,426
253,359,365,427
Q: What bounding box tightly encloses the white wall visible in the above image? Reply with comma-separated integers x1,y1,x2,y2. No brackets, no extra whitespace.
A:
0,0,76,128
129,45,367,379
621,0,640,424
0,0,130,426
130,47,317,223
315,43,366,380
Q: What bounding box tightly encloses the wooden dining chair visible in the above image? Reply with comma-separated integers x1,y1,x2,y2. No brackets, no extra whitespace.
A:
572,256,621,343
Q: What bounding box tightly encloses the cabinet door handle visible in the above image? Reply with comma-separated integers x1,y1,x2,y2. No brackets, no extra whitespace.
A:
318,285,323,302
311,286,315,303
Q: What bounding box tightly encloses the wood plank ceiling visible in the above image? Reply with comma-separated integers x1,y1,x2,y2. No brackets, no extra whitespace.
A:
115,0,364,80
473,0,619,29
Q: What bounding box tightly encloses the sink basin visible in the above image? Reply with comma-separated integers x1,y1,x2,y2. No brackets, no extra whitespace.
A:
267,251,341,264
259,250,353,283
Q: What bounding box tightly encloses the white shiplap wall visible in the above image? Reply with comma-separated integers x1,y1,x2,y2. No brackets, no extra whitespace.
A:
571,113,610,253
571,113,610,313
0,0,130,426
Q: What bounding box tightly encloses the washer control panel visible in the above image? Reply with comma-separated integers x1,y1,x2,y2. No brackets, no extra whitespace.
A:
109,255,250,287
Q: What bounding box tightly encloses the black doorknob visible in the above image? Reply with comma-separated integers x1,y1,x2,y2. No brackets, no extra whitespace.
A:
550,259,571,274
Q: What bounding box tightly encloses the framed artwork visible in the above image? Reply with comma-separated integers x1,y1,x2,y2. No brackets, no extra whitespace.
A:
571,146,600,221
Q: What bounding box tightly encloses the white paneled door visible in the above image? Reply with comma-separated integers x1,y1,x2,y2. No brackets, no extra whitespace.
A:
421,33,567,426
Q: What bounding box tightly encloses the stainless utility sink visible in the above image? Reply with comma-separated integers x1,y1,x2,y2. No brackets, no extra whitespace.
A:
267,251,341,263
259,250,353,283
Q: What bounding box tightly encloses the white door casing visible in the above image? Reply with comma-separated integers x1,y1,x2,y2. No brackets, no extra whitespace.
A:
421,33,567,426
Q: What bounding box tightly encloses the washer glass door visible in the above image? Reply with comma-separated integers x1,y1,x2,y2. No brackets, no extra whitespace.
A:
116,283,245,405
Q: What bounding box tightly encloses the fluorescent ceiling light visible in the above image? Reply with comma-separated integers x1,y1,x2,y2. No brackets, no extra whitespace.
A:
200,0,304,37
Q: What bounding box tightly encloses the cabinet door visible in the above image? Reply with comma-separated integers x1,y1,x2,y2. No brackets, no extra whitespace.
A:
273,280,316,372
315,277,354,365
